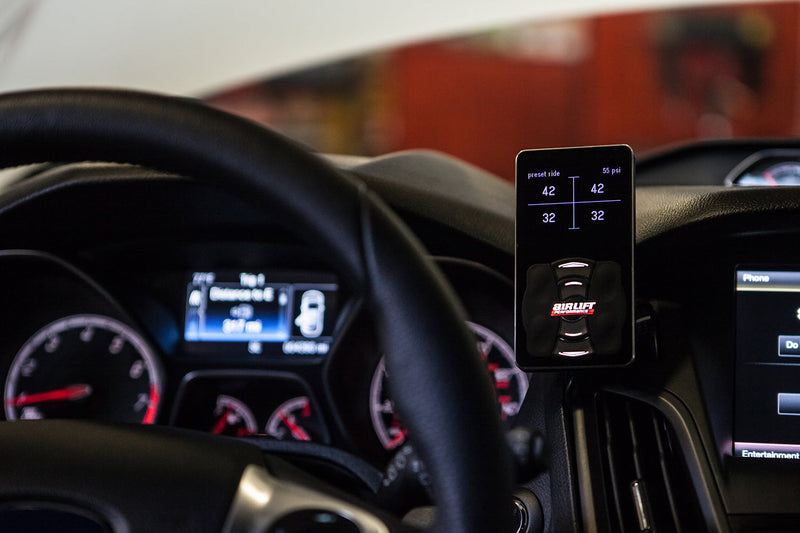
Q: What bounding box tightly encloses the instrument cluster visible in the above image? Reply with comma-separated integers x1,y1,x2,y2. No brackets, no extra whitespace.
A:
0,248,528,466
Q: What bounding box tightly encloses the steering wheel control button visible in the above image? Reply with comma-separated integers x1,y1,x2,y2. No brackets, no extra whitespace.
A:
778,335,800,357
268,510,359,533
516,146,634,370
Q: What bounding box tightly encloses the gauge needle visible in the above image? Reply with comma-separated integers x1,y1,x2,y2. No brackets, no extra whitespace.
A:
211,406,234,435
764,171,778,186
6,384,93,407
277,411,310,441
387,429,408,449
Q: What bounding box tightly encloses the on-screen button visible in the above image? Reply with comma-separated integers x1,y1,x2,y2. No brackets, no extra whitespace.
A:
778,393,800,416
778,335,800,357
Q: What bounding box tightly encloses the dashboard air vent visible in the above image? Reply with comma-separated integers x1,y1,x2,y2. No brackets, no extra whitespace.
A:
596,393,705,532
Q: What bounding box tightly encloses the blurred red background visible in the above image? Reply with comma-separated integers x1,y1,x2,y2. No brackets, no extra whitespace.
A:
208,3,799,181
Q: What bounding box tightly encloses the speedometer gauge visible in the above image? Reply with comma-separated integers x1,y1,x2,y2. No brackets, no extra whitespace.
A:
369,321,529,450
4,314,163,423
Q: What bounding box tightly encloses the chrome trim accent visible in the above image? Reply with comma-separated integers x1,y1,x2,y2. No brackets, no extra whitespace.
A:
630,480,651,532
222,464,389,533
512,498,528,533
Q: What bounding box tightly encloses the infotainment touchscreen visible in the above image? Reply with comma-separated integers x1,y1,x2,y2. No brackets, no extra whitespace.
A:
735,268,800,460
184,271,337,357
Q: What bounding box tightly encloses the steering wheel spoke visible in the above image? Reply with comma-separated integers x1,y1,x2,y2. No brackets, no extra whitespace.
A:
223,465,390,533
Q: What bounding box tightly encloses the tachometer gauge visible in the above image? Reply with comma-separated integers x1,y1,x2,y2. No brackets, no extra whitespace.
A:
265,395,324,442
369,321,529,450
4,314,163,423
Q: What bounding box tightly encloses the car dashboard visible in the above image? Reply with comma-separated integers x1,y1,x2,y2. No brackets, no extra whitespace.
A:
2,139,800,532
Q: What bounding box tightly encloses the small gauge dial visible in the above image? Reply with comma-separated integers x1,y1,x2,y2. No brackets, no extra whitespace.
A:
370,321,529,450
265,395,324,442
210,394,257,437
4,314,163,423
171,373,329,442
737,162,800,186
762,162,800,186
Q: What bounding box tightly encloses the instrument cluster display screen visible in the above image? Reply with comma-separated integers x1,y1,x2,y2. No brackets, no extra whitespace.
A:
184,271,337,357
735,269,800,460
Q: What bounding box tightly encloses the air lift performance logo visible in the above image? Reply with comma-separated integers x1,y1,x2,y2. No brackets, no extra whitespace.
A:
550,301,597,317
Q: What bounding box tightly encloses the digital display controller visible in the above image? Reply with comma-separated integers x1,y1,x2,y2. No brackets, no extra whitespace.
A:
735,269,800,460
515,145,634,370
184,271,337,356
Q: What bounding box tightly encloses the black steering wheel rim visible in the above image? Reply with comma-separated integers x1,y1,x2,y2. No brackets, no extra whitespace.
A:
0,89,512,532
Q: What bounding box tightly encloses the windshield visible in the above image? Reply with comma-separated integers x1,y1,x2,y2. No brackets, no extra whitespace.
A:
205,2,797,180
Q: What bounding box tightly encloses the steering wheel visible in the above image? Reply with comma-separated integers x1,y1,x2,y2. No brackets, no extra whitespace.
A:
0,89,512,532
